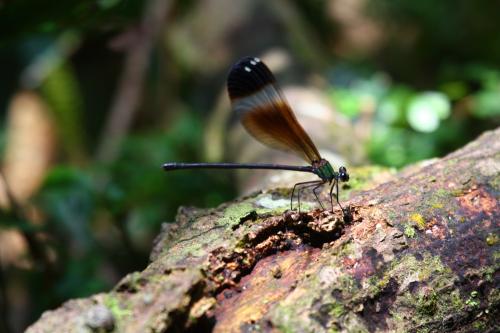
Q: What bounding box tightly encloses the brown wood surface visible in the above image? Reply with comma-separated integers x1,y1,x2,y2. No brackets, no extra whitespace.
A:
27,127,499,333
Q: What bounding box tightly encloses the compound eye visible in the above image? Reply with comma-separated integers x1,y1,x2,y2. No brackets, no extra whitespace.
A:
338,166,349,182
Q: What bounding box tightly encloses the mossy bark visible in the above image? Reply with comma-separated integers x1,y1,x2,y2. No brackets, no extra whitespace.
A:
27,128,500,333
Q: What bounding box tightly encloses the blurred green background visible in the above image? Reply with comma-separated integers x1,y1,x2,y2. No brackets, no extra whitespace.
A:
0,1,499,331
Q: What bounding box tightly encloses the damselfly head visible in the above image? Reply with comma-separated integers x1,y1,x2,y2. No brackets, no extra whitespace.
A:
339,166,349,182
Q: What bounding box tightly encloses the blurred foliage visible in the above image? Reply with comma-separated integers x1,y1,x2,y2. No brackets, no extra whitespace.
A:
0,0,499,332
328,62,500,167
0,0,142,43
41,60,87,162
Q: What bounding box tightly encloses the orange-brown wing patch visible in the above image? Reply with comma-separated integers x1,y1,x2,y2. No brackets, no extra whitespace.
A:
240,98,321,164
227,56,321,164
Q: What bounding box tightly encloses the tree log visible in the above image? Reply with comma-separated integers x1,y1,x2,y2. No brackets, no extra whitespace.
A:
27,127,500,333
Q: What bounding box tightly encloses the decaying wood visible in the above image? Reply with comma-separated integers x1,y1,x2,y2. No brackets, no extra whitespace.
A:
27,128,499,333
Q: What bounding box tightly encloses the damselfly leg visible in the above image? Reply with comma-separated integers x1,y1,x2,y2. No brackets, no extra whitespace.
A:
329,179,352,221
291,180,324,212
312,181,326,210
329,179,343,212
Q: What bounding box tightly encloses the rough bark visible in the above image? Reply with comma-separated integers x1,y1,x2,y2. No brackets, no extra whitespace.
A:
27,128,500,333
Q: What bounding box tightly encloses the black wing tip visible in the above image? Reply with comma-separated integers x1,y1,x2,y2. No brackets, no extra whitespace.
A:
227,56,275,100
230,56,263,73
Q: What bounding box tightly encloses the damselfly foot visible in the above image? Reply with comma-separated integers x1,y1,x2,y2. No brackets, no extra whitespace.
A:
342,206,353,223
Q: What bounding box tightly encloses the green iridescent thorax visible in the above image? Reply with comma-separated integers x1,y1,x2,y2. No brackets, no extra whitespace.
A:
312,159,336,181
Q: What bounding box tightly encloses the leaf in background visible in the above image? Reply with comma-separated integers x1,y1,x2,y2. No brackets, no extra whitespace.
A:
368,125,437,167
330,88,361,118
54,255,108,299
440,81,468,101
97,0,122,10
0,91,56,207
0,229,31,268
472,90,500,118
0,91,56,269
407,92,450,133
36,167,95,250
41,61,87,164
377,86,413,126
